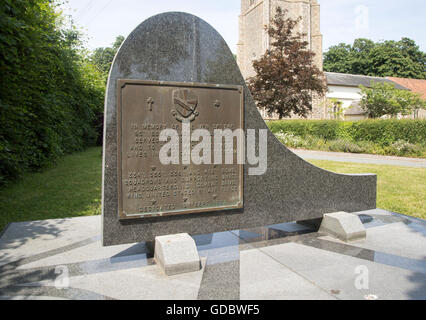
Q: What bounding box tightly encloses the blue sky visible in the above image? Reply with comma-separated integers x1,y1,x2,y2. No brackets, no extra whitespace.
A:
63,0,426,53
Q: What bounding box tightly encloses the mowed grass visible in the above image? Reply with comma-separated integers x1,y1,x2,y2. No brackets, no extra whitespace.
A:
309,160,426,220
0,147,424,233
0,147,102,232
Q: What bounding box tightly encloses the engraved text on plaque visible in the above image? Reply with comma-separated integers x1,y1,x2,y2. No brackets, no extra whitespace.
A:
117,80,244,219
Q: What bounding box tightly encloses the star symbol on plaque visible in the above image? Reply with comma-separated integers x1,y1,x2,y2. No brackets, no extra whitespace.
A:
151,199,157,205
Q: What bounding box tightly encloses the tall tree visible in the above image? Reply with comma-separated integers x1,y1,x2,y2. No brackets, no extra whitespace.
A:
247,8,327,119
91,35,124,81
324,38,426,79
89,35,125,145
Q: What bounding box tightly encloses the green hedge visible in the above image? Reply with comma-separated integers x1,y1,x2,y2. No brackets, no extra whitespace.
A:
0,0,104,186
267,119,426,145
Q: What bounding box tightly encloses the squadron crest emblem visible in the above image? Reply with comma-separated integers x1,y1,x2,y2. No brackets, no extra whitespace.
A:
171,89,199,122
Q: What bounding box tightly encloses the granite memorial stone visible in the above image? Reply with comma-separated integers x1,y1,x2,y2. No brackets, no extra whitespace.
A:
102,12,377,246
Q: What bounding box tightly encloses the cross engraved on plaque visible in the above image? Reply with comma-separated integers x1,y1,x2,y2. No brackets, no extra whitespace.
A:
147,97,154,111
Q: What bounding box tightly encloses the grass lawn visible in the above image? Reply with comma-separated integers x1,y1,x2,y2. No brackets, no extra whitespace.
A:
0,147,102,232
309,160,425,220
0,147,424,233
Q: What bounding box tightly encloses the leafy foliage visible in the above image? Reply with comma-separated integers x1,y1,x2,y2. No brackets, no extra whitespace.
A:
90,35,124,82
89,35,125,144
0,0,105,185
247,8,327,119
270,120,426,158
324,38,426,79
268,119,426,145
324,98,344,119
359,82,426,118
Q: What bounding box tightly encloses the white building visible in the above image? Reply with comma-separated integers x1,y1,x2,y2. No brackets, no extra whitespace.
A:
325,72,409,120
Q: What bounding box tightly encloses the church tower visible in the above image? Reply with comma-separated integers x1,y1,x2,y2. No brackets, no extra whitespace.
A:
237,0,323,80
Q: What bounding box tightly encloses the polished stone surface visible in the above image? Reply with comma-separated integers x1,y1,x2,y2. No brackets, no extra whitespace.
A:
103,12,376,246
240,248,334,300
1,209,425,300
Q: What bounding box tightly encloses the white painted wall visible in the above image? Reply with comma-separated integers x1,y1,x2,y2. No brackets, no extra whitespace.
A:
326,85,363,109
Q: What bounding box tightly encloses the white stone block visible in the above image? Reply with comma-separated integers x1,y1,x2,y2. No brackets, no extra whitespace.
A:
154,233,201,276
319,212,366,242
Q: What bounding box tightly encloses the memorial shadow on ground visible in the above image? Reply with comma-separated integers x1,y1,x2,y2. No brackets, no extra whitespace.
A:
0,219,67,265
407,269,426,300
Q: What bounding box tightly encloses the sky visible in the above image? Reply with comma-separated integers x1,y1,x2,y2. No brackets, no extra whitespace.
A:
63,0,426,53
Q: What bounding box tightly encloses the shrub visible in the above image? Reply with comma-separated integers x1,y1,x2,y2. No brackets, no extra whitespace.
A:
349,119,426,145
304,135,327,150
268,120,342,140
388,140,423,157
328,140,366,154
355,140,382,155
359,82,426,118
267,119,426,145
269,120,426,157
0,0,105,186
275,132,306,148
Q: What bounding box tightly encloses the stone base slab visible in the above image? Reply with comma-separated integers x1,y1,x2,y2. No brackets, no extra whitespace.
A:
319,212,366,242
154,233,201,276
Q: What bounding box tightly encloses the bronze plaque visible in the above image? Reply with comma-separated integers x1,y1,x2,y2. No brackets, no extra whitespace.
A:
117,80,244,220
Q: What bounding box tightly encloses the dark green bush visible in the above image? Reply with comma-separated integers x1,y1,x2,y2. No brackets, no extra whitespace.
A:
349,120,426,145
0,0,105,185
268,120,341,140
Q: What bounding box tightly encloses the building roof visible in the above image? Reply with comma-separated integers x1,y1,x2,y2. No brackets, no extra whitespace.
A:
325,72,408,90
387,77,426,100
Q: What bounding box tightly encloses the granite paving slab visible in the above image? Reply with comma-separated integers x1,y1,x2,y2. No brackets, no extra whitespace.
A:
0,209,425,300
